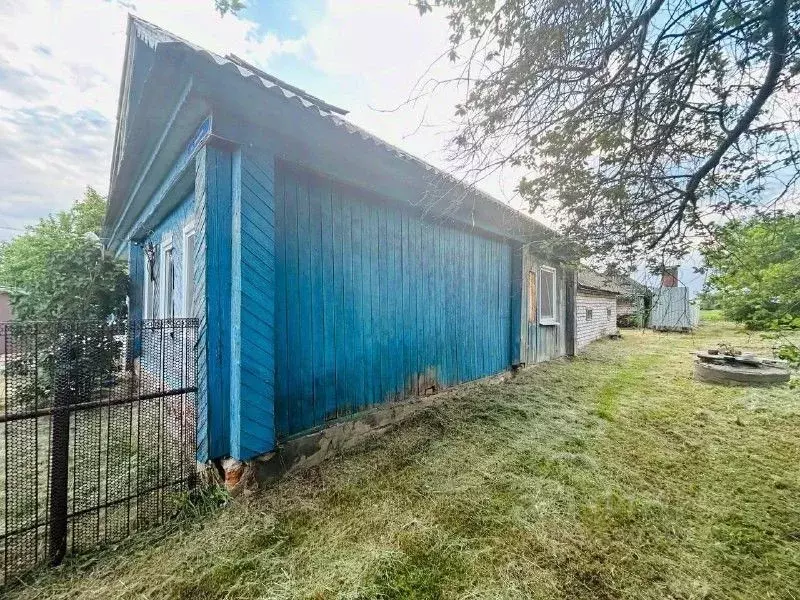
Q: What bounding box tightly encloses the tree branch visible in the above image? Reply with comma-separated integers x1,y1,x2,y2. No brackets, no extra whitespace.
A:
648,0,790,249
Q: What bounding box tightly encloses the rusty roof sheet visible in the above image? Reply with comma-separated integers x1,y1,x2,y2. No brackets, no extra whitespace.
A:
577,268,646,296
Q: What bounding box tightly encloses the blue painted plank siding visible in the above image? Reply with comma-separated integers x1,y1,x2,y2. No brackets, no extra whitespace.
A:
273,162,513,439
274,169,289,438
230,151,276,459
195,144,232,460
193,147,211,461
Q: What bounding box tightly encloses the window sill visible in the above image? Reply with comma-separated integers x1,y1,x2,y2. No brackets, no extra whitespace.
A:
538,320,559,326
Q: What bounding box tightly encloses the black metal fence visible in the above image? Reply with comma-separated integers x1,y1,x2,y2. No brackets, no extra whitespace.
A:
0,319,199,586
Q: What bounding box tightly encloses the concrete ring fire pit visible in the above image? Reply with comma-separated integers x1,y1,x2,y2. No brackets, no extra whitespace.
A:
694,360,791,385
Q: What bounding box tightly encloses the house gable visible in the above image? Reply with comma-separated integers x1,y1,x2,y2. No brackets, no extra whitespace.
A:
106,16,568,257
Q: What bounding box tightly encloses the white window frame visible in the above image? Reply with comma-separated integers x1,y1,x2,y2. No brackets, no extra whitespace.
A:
182,220,196,319
538,265,558,325
160,233,175,320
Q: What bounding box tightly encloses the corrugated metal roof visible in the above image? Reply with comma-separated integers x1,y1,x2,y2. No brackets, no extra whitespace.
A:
577,268,645,297
128,16,557,239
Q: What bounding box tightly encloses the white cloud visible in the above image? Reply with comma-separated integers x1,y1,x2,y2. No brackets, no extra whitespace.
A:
301,1,533,213
0,0,537,242
305,1,455,155
0,0,304,240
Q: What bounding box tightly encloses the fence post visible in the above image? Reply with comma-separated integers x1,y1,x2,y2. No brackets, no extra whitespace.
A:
48,332,72,566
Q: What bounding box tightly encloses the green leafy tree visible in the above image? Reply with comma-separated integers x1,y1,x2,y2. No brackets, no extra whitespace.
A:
215,0,245,16
701,213,800,330
0,187,128,321
696,290,722,310
415,0,800,260
0,189,129,409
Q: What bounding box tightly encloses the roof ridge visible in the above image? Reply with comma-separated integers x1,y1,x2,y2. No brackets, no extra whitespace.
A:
129,14,191,47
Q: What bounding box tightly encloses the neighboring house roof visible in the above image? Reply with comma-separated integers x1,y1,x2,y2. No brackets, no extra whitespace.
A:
107,16,565,252
577,268,648,297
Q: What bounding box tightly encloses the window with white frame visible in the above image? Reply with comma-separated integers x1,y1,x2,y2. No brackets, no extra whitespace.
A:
161,235,175,320
586,308,593,320
183,222,196,318
538,266,557,324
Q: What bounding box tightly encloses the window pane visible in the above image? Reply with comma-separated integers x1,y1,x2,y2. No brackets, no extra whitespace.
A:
540,268,555,320
147,252,159,319
184,232,195,318
165,248,175,319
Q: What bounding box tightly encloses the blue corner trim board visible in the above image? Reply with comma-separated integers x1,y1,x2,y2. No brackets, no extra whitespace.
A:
194,146,211,462
229,149,243,458
510,242,523,365
203,144,233,459
193,143,235,461
196,140,278,462
234,150,276,458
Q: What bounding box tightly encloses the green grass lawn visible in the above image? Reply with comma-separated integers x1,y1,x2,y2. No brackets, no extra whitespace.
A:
700,308,725,322
11,321,800,599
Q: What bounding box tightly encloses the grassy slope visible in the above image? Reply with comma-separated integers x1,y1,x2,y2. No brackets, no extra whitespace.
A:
12,321,800,600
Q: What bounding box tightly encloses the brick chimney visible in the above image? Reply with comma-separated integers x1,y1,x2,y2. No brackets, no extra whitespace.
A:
661,265,679,288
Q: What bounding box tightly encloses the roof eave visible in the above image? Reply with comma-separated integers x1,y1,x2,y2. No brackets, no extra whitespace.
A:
105,15,137,228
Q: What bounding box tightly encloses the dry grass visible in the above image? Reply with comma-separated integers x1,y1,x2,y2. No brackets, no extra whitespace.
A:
8,320,800,599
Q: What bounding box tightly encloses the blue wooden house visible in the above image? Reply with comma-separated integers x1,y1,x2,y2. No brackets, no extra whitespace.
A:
105,17,577,463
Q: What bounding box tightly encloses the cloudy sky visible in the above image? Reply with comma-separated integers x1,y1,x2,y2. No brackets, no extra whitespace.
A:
0,0,531,242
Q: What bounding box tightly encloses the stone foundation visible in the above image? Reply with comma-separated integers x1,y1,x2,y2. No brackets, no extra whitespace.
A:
225,371,511,488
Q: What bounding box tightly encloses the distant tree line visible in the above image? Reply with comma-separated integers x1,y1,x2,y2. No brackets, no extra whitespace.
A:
701,213,800,332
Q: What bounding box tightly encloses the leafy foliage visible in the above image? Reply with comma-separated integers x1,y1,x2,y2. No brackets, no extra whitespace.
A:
0,187,128,321
701,213,800,330
777,342,800,366
416,0,800,260
215,0,245,16
0,189,128,410
696,290,722,310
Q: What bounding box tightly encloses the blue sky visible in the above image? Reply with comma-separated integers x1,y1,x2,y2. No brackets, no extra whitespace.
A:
0,0,512,241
